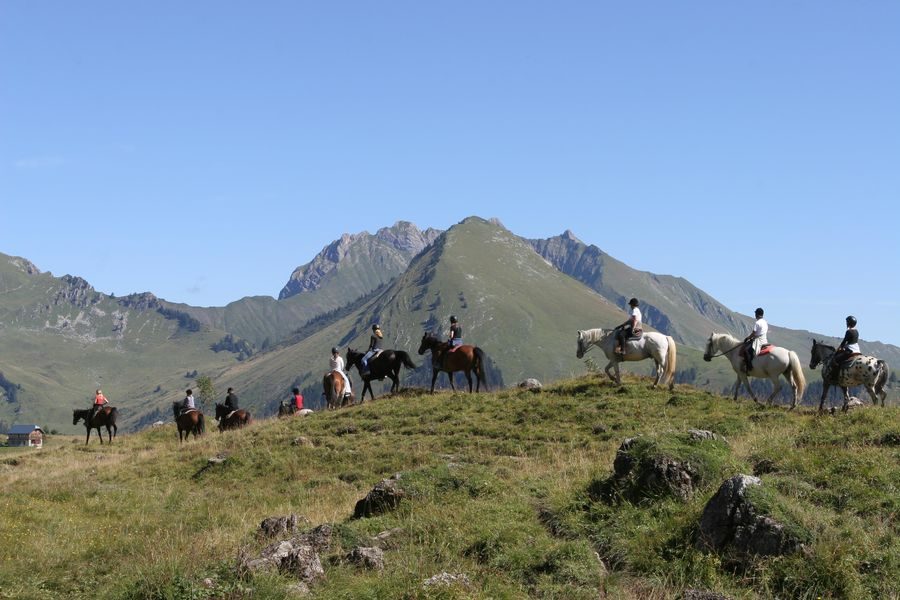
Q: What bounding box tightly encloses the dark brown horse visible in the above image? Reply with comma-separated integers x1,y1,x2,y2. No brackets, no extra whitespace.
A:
417,333,488,393
345,348,417,402
73,406,118,445
323,370,353,409
172,403,205,442
214,403,251,431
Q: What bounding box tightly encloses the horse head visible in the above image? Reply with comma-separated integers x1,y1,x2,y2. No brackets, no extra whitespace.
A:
345,348,362,369
576,331,585,359
809,339,832,369
417,332,435,355
703,333,715,362
72,409,84,426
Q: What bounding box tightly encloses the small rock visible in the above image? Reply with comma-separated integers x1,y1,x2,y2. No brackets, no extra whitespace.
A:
285,582,311,597
846,397,865,410
347,546,384,571
352,474,406,519
683,590,733,600
422,572,472,588
202,578,215,589
296,523,334,553
372,528,404,548
688,429,726,444
258,514,307,539
518,378,543,392
292,436,314,447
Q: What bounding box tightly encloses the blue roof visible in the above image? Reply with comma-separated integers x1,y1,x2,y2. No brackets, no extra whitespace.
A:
8,424,42,435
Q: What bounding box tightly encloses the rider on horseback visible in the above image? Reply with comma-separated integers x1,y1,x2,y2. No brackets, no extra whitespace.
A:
833,315,860,367
89,388,108,423
448,315,463,348
742,308,768,373
329,346,352,398
361,324,383,376
614,298,642,357
180,389,195,415
224,387,239,411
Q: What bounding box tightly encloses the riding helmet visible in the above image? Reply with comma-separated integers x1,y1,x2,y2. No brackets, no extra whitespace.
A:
628,298,639,307
846,315,857,327
450,315,458,323
755,307,764,317
372,324,380,331
331,347,339,354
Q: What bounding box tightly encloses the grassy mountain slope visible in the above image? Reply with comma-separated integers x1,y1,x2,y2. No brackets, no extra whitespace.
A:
0,254,238,433
167,223,442,348
2,375,897,599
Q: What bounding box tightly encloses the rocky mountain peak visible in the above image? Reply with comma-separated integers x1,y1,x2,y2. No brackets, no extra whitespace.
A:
8,256,41,275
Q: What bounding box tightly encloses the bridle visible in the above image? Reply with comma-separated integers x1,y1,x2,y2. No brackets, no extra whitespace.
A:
704,337,743,359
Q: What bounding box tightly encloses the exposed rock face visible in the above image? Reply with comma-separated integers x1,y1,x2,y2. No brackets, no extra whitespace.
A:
352,474,406,519
278,221,441,300
117,292,160,311
242,540,324,582
54,275,99,308
8,256,40,275
612,437,700,501
697,475,803,557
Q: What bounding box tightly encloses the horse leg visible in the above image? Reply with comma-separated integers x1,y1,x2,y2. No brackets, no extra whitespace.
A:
864,384,879,405
97,427,104,445
652,360,662,388
841,386,852,411
765,374,782,406
604,360,616,383
85,427,91,446
818,383,830,412
465,369,473,393
430,369,439,394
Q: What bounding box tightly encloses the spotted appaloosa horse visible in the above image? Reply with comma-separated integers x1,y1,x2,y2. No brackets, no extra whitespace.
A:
809,340,889,411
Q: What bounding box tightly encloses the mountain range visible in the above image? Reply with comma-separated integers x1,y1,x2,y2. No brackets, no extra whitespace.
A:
1,216,896,432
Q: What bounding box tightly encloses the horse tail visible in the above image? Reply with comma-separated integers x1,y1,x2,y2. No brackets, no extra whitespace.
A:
198,413,205,435
788,351,807,403
396,350,417,369
474,347,489,391
664,336,677,390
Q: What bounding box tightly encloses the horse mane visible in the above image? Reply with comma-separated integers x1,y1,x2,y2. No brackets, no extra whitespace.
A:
712,332,741,347
579,328,609,344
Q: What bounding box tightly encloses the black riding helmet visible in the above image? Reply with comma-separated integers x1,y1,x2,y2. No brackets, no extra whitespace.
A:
628,298,639,307
846,315,857,327
755,307,764,317
450,315,458,323
331,347,339,354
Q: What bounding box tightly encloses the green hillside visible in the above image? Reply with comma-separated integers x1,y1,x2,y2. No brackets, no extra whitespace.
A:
0,254,239,433
204,217,741,416
2,375,897,599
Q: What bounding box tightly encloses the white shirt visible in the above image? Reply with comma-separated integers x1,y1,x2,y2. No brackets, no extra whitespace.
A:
630,307,642,327
752,318,768,344
184,394,195,409
330,355,345,372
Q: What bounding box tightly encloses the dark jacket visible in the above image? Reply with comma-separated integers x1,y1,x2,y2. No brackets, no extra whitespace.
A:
368,334,383,351
224,392,239,410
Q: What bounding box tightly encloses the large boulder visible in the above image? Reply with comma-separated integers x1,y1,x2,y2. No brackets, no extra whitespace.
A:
518,378,543,392
258,514,307,539
347,546,385,571
352,474,406,519
241,540,324,583
612,437,700,501
696,475,803,557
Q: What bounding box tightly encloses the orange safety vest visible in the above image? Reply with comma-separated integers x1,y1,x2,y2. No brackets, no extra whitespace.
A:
294,393,303,410
94,393,108,406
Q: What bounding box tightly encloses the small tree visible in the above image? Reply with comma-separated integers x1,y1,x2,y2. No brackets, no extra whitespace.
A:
194,375,217,410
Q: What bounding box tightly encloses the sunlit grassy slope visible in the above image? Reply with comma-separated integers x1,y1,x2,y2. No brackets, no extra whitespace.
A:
1,373,897,599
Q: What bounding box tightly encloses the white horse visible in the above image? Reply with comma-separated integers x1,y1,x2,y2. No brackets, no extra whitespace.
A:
703,332,806,408
576,328,677,391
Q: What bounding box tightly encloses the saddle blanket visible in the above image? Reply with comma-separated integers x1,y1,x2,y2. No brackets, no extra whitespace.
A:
757,344,775,357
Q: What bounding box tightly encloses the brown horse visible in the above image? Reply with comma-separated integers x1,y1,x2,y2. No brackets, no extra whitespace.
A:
417,333,488,393
214,403,251,431
323,371,353,409
73,406,118,445
172,403,205,442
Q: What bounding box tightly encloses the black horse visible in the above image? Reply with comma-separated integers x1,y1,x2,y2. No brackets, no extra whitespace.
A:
73,406,118,445
345,347,417,401
214,402,251,431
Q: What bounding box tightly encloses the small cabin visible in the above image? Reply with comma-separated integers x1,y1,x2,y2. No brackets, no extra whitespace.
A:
7,424,43,448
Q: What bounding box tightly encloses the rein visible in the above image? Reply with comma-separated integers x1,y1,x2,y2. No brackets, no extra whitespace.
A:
706,340,743,359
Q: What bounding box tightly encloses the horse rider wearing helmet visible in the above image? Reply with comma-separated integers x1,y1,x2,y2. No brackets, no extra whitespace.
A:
742,307,768,373
833,315,860,367
614,298,643,357
448,315,463,348
329,346,352,397
361,324,383,376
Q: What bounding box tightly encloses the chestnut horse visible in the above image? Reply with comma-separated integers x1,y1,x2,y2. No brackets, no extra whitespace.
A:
214,402,251,431
417,333,488,393
345,348,417,401
73,406,118,445
172,403,205,442
323,371,353,409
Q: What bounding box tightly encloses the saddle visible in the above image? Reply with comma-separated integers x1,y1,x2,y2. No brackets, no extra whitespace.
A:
626,331,643,342
756,344,774,357
223,410,237,420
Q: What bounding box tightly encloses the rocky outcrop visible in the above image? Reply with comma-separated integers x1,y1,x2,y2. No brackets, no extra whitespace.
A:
352,474,406,519
241,540,324,583
696,475,803,557
117,292,160,311
518,378,543,392
258,514,307,540
278,222,441,300
346,546,384,571
54,275,100,308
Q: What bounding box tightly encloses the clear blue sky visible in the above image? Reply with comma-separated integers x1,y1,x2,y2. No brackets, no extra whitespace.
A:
2,2,899,345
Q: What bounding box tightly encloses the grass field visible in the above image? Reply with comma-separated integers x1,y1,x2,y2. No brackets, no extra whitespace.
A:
0,374,897,599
